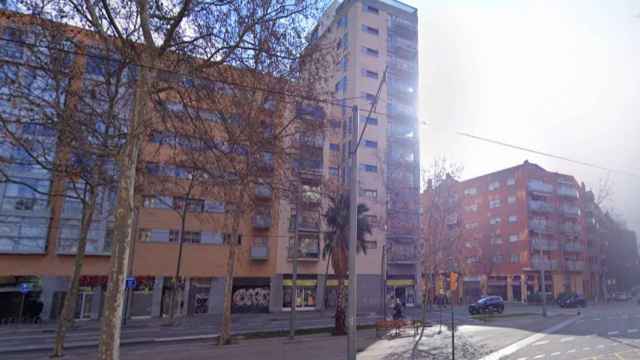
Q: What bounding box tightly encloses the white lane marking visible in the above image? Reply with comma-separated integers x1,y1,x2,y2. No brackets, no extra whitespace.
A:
533,340,550,346
597,344,605,349
628,329,639,333
515,358,527,360
583,347,591,351
550,352,561,356
567,349,576,353
608,331,620,335
478,317,578,360
560,337,574,342
533,355,545,359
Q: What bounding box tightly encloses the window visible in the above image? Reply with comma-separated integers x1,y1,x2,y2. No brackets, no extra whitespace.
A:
465,222,478,230
466,256,479,264
1,27,24,60
489,199,501,209
143,195,172,209
490,237,503,245
508,215,518,224
360,164,378,173
183,231,202,243
510,254,520,264
362,92,377,104
329,167,339,176
488,181,500,191
364,140,378,149
507,177,516,186
202,231,224,244
360,189,377,200
362,116,378,125
145,229,180,242
337,33,348,50
509,234,519,242
464,187,477,196
329,143,340,152
362,69,379,79
204,200,225,213
364,240,377,249
337,56,348,72
489,217,501,225
173,197,204,212
329,119,341,129
2,180,50,212
507,195,516,204
365,5,379,14
361,24,379,35
335,76,347,94
492,255,504,264
464,204,478,212
337,15,348,28
362,47,379,57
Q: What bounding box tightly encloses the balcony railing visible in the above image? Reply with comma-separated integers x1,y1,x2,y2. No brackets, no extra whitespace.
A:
531,257,559,270
287,246,320,261
252,214,272,229
566,260,585,272
532,239,559,251
388,246,418,264
528,200,555,213
557,186,579,198
528,180,554,193
250,244,268,260
561,206,581,218
563,242,583,252
560,223,581,236
529,222,555,234
255,184,272,199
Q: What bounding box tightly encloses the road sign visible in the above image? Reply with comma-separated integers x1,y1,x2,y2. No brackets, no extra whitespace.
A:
126,277,136,289
18,282,32,294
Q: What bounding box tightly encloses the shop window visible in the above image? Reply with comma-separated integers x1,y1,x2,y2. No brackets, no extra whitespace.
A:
283,286,317,309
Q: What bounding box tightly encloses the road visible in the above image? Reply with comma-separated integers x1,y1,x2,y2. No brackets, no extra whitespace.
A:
503,301,640,360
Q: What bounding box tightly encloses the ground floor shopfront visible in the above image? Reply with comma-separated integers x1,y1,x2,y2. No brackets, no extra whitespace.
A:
2,273,402,321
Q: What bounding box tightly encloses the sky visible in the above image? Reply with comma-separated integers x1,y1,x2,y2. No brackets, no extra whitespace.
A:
403,0,640,236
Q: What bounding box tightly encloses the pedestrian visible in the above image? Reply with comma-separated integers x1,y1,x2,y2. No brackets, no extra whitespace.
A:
393,298,403,320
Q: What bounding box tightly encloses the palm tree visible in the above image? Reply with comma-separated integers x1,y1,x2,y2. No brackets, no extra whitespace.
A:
323,192,372,335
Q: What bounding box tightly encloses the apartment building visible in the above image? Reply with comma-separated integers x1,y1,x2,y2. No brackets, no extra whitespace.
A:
0,11,325,320
421,161,607,303
301,0,421,309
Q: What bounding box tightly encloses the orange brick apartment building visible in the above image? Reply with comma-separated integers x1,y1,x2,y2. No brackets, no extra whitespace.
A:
421,161,608,304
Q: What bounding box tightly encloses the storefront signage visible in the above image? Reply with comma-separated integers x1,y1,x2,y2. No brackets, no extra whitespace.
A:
283,279,317,287
18,282,32,294
386,279,415,287
125,277,136,289
326,279,349,287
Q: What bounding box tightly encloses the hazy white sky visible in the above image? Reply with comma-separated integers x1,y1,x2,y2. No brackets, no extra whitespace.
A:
404,0,640,236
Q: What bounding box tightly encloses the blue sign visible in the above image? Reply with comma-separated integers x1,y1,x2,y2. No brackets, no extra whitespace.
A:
125,277,136,289
18,283,32,294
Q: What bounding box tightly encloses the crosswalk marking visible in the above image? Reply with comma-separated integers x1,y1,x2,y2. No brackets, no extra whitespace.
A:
533,355,544,359
608,331,620,335
550,352,561,356
597,344,605,349
628,329,639,333
560,337,574,342
515,357,527,360
567,349,576,353
533,340,549,346
584,347,591,351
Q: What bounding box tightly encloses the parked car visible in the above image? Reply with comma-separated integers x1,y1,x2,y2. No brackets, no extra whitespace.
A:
468,296,504,315
557,294,587,308
613,292,631,301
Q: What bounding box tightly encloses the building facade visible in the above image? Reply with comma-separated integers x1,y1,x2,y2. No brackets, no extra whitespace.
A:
305,0,421,310
421,161,610,303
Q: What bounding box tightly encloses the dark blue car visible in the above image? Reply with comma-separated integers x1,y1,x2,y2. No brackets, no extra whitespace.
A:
468,296,504,315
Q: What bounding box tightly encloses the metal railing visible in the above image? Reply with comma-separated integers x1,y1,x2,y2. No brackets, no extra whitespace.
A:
561,206,581,218
287,246,320,260
566,260,585,271
557,186,579,198
531,257,559,270
528,180,554,193
529,222,555,234
532,239,559,251
252,214,272,229
563,242,583,252
528,200,555,213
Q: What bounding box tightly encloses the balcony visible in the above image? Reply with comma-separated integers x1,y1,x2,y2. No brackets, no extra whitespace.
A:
560,223,581,237
557,186,579,199
531,256,559,270
388,245,418,264
250,244,269,260
563,242,583,252
532,239,559,251
566,260,585,272
255,184,272,199
252,213,272,229
287,245,320,261
528,200,555,213
561,206,581,218
529,221,555,234
528,180,554,193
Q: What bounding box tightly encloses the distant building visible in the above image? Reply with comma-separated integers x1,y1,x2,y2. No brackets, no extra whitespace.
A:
421,160,610,303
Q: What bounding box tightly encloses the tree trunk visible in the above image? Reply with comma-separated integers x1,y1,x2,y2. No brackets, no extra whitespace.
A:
97,65,148,360
219,224,239,345
334,276,346,335
51,187,98,358
169,206,188,323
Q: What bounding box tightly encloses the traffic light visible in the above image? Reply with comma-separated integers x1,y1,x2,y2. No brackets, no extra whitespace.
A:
450,272,458,291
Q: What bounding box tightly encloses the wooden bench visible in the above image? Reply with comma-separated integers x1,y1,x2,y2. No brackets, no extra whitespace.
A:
375,319,425,338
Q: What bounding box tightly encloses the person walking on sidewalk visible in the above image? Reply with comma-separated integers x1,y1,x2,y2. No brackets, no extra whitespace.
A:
393,298,403,320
